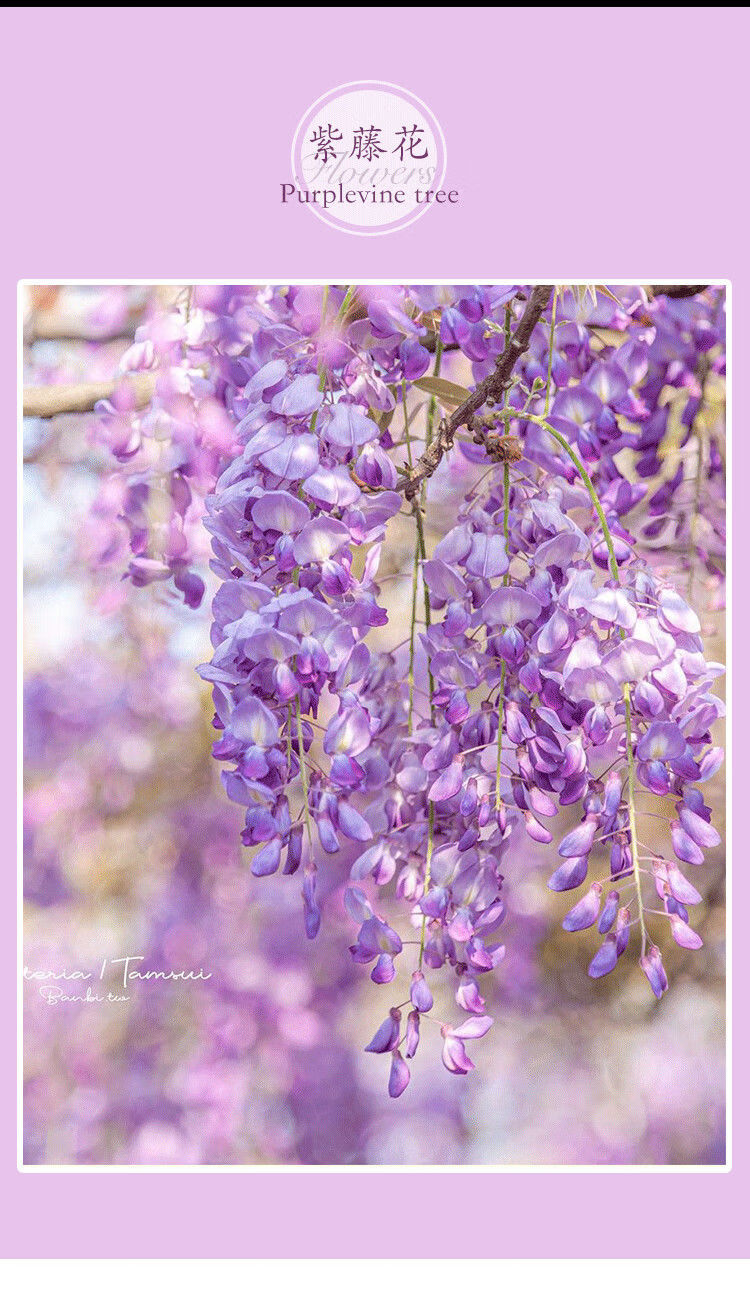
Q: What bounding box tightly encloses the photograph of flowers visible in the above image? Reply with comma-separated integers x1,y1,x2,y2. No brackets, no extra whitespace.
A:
22,282,726,1168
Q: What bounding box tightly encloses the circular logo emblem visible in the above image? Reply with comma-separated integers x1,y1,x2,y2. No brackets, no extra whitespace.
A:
290,80,447,236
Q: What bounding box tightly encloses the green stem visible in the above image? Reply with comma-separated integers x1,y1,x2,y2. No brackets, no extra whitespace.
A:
413,503,435,725
622,686,646,956
417,344,441,963
544,288,557,419
295,694,314,848
335,284,357,322
403,384,419,734
425,337,443,450
503,407,647,955
495,462,511,809
292,286,355,851
687,354,710,605
418,802,435,970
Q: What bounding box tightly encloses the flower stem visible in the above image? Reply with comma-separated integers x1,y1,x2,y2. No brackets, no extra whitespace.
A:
417,345,442,962
418,802,435,970
495,461,511,809
403,384,420,734
295,694,314,849
335,284,357,323
425,337,443,451
544,288,557,419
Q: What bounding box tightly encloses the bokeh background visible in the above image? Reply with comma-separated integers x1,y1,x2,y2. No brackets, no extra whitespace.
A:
22,285,726,1166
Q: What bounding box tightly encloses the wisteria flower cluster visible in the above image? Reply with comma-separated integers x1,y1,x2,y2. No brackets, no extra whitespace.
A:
93,284,725,1097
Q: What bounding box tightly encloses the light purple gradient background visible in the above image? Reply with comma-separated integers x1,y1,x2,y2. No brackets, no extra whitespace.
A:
3,5,744,1261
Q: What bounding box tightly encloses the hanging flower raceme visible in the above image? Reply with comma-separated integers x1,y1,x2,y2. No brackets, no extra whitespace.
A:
85,283,724,1099
89,288,271,606
200,289,406,945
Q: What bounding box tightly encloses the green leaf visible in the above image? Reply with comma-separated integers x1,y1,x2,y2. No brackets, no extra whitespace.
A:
412,376,471,408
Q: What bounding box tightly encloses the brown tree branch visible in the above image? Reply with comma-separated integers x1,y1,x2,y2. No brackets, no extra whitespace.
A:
399,285,554,500
26,317,139,344
23,373,155,419
648,285,710,299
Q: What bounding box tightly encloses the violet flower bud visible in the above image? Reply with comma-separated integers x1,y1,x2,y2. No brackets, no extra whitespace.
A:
365,1008,401,1054
405,1010,421,1059
562,882,603,931
588,934,618,979
410,971,434,1013
388,1049,411,1098
640,946,668,998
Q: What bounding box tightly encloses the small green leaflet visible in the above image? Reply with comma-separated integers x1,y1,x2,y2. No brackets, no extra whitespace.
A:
412,376,471,409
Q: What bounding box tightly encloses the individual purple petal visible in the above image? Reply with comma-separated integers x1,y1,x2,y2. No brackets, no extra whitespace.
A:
548,856,588,891
326,402,379,448
303,466,361,508
447,906,474,941
562,882,602,931
324,704,373,758
640,946,668,998
598,889,620,934
344,886,373,923
388,1049,411,1098
365,1009,401,1053
534,531,584,569
605,638,659,683
699,747,724,782
259,433,319,480
658,587,701,635
588,934,618,979
228,697,279,747
482,586,542,626
666,862,702,906
244,358,287,400
449,1015,493,1040
677,803,720,849
422,558,467,602
350,916,403,963
552,385,603,426
433,523,473,565
636,721,687,763
428,760,463,802
465,532,509,579
356,442,399,489
410,971,433,1013
293,517,350,564
465,936,503,972
537,610,572,655
587,586,637,631
524,812,553,844
272,661,298,700
405,1009,421,1058
371,953,396,984
420,886,449,919
440,1032,474,1075
634,680,665,717
584,360,629,406
250,491,311,534
270,373,323,417
338,802,374,842
558,816,597,858
400,337,430,380
615,907,631,956
671,822,705,867
456,974,486,1015
251,837,281,877
423,730,458,773
669,915,703,950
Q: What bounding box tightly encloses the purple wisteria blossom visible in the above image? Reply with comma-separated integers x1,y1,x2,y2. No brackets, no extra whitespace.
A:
87,283,723,1098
